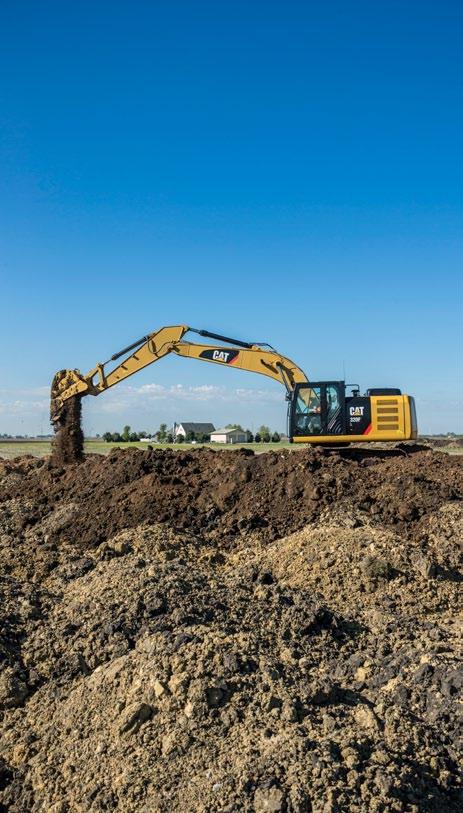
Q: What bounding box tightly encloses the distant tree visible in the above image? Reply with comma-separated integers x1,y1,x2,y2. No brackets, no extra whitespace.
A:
247,432,254,443
186,431,196,442
129,432,139,442
138,430,148,439
103,431,113,443
254,432,261,443
176,434,185,443
157,423,168,442
258,425,271,438
112,432,123,442
262,432,271,443
122,425,131,442
226,423,244,431
271,431,281,443
166,433,173,443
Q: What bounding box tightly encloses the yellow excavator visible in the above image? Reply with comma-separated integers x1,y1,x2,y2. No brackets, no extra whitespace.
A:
51,324,417,444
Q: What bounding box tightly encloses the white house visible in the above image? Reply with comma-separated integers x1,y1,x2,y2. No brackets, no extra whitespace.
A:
210,427,250,444
173,422,215,440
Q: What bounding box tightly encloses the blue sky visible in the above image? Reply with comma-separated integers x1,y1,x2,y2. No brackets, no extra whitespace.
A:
1,0,462,435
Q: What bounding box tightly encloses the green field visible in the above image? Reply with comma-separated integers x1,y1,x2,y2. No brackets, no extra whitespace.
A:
0,439,461,460
0,439,295,459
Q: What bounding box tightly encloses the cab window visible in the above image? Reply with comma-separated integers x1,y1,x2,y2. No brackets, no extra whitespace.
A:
294,386,322,435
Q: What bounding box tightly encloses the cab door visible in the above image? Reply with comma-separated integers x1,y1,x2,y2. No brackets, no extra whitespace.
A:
291,382,345,437
292,385,323,436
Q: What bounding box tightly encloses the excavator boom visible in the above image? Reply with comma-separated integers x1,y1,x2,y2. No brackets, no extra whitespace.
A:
50,324,308,423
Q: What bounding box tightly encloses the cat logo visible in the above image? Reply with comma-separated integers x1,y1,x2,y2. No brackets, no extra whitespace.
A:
213,350,230,362
199,348,239,364
350,406,365,417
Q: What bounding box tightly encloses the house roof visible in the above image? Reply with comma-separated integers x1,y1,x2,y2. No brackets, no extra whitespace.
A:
177,422,215,433
211,427,248,435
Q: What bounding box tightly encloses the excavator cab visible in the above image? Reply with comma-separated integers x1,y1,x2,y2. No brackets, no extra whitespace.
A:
289,382,417,444
291,382,344,437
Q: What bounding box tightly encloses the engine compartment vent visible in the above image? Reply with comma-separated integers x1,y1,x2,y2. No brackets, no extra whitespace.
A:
366,388,402,396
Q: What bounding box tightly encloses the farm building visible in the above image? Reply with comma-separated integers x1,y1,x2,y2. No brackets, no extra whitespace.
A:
173,422,215,440
210,427,250,444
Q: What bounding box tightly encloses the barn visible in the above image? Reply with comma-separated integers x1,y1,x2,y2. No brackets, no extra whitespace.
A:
210,427,250,444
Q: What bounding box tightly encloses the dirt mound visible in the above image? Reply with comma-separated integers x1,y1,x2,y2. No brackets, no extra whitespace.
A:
2,446,463,551
50,395,84,465
0,449,462,812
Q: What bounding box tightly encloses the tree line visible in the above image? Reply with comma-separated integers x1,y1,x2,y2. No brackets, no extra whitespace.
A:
102,423,282,443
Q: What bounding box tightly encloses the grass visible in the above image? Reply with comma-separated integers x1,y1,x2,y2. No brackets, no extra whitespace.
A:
1,439,461,460
0,439,296,459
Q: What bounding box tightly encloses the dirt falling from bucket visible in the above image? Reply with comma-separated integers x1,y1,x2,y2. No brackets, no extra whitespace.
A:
51,395,84,465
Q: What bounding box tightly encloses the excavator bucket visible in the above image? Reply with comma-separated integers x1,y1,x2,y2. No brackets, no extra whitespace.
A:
50,369,90,422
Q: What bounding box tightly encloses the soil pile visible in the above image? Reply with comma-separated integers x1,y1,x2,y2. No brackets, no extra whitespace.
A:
50,396,84,466
0,448,462,812
2,445,462,550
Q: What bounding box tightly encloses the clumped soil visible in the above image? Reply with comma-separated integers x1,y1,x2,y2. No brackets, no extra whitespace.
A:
0,447,462,812
2,445,462,550
50,396,84,465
